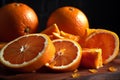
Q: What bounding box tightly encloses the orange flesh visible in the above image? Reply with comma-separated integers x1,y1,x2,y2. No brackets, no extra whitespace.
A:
81,48,102,68
3,36,45,64
51,41,77,66
85,33,115,62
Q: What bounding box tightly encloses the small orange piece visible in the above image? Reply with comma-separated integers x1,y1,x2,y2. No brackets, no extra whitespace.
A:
78,28,96,47
0,34,55,72
84,29,119,64
45,39,82,72
108,66,117,72
52,31,80,42
41,24,60,35
60,31,80,42
47,6,89,37
0,3,39,41
41,24,60,40
88,69,98,73
81,48,103,69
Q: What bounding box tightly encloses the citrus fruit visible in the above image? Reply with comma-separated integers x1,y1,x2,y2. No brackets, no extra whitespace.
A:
78,28,96,47
41,24,60,40
52,31,80,42
45,39,82,72
0,33,55,72
84,29,119,64
0,2,39,42
47,6,89,37
60,31,80,42
80,48,103,69
41,23,60,35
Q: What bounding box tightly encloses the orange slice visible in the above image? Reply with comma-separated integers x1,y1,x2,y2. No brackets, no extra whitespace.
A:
80,48,103,69
84,29,119,64
45,39,82,72
0,33,55,72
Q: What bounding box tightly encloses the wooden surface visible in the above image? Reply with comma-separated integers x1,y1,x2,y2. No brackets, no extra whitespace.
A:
0,52,120,80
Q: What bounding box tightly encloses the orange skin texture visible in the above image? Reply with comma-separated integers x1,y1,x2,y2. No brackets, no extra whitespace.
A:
47,6,89,38
0,3,39,42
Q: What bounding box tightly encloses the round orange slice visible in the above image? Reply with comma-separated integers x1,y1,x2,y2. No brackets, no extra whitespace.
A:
84,29,119,64
0,33,55,72
45,39,82,72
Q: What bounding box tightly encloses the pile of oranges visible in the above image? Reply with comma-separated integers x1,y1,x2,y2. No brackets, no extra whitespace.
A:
0,3,119,72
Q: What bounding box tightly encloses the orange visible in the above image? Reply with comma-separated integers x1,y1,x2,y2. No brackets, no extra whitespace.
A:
80,48,103,69
84,29,119,64
47,6,89,37
45,39,82,72
0,2,39,42
0,33,55,72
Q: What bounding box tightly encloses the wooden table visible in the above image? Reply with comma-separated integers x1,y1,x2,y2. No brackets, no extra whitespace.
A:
0,52,120,80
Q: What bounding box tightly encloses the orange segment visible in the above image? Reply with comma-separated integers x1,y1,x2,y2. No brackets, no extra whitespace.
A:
0,33,55,72
45,39,82,72
80,48,103,69
84,29,119,64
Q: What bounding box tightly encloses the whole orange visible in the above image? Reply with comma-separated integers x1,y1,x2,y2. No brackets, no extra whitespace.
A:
47,6,89,37
0,3,39,42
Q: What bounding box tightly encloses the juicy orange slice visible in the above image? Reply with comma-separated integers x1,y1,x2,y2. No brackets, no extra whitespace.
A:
84,29,119,64
45,39,82,72
0,33,55,72
80,48,103,69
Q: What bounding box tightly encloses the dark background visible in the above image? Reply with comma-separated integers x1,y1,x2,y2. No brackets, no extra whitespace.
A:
0,0,119,36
